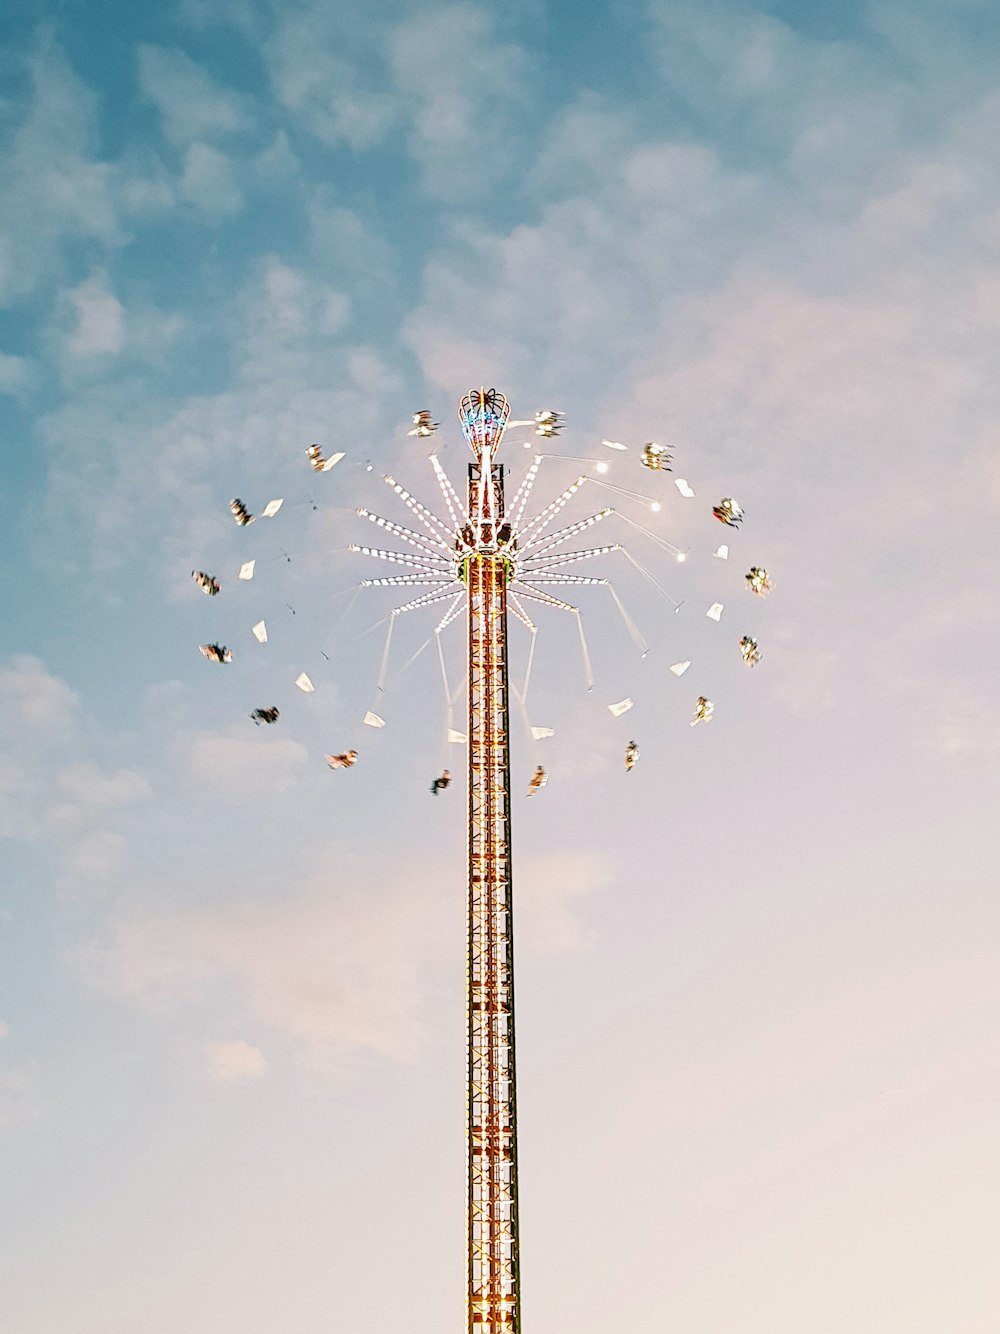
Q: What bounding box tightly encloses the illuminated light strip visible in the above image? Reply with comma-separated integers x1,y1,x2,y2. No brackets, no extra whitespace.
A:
503,457,542,532
519,574,608,586
349,543,450,572
518,475,586,545
522,572,646,660
528,537,683,610
430,454,469,531
384,475,455,548
391,586,465,615
507,593,537,634
522,543,621,572
513,583,578,613
361,574,455,587
522,508,613,558
357,507,444,558
435,592,465,633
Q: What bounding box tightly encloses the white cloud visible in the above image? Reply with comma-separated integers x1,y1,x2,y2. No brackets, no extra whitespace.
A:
180,142,244,215
764,638,840,718
64,272,125,359
524,92,638,197
138,44,254,148
182,726,309,799
388,6,533,198
306,197,394,285
232,252,355,378
45,765,149,881
929,698,1000,759
0,758,43,842
0,656,78,731
126,306,187,365
118,161,177,217
393,13,1000,784
51,269,181,379
0,1021,9,1041
0,34,122,307
0,353,29,393
35,337,384,579
320,291,351,334
262,260,308,335
85,856,440,1061
517,850,611,952
57,762,151,809
60,830,128,884
0,1068,36,1131
646,3,898,165
203,1038,268,1083
347,346,400,395
254,130,300,179
265,17,400,151
0,658,154,888
178,0,261,31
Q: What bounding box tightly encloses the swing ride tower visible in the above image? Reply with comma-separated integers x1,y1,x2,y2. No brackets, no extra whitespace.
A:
461,388,521,1333
207,375,764,1334
351,386,686,1331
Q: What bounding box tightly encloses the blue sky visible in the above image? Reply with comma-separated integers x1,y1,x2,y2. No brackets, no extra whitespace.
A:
2,2,1000,1331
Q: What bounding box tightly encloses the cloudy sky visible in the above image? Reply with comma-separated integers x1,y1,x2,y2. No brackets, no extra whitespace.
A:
2,0,999,1330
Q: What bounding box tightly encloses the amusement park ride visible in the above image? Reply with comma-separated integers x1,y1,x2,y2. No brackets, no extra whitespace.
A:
193,387,771,1334
355,389,610,1331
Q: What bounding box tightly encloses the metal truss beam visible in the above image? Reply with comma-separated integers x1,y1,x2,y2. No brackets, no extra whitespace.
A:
466,439,521,1334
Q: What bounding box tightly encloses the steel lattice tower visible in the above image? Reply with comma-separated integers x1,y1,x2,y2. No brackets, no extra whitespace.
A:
352,386,652,1332
461,389,521,1333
